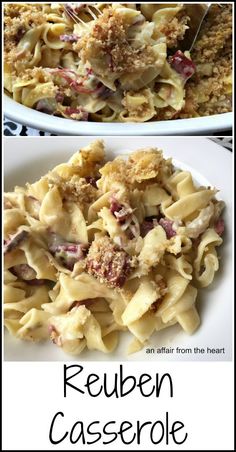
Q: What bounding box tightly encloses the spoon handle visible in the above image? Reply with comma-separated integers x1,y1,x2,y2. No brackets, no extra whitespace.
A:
179,3,211,52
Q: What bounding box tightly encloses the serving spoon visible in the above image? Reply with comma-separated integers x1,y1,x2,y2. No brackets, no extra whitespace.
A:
179,3,212,51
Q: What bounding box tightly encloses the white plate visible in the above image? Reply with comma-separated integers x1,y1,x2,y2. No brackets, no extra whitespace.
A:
3,137,233,361
4,94,233,136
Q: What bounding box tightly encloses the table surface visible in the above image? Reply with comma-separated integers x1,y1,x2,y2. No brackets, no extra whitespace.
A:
3,117,233,149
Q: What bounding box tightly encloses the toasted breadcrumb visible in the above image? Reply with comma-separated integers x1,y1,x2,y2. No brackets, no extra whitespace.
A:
99,148,165,189
48,173,99,206
86,236,135,288
182,4,232,117
14,67,52,85
4,4,45,54
190,5,232,64
160,12,190,49
75,7,156,76
128,149,164,183
154,106,179,121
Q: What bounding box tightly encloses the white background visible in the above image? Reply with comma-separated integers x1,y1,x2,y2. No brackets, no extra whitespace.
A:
2,362,234,450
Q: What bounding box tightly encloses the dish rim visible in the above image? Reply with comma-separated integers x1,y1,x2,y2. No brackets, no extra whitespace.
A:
4,94,233,136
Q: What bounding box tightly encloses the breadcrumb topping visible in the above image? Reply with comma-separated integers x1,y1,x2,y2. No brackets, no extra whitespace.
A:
76,7,156,77
182,4,232,117
48,173,99,206
160,11,189,49
99,148,165,189
86,236,135,288
4,4,45,54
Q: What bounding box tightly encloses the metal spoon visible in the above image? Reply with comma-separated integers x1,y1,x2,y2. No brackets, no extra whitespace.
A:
179,3,211,51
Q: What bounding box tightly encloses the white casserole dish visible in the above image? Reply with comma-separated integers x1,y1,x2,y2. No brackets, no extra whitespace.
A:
4,94,233,136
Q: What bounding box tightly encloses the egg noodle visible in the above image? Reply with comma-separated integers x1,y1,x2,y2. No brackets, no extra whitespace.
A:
4,141,225,355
